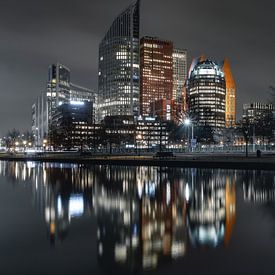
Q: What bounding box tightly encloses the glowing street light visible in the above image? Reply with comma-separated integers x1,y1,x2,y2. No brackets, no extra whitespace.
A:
184,118,194,152
184,118,191,126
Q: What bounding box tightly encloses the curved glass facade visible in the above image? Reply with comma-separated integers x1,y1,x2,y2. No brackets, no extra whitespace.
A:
187,59,226,129
98,0,140,121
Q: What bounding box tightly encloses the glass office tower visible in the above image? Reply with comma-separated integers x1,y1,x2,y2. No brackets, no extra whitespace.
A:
98,0,140,121
173,48,187,103
187,59,226,129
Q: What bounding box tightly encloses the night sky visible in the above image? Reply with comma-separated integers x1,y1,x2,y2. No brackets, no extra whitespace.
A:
0,0,274,136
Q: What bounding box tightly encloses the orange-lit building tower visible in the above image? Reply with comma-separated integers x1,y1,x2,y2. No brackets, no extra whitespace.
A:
140,37,173,116
222,59,236,127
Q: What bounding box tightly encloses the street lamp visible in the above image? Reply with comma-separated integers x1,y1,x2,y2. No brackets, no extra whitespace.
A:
184,118,194,151
184,118,191,126
43,139,48,151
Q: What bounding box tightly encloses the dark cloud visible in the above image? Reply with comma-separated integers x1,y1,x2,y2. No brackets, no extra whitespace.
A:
0,0,274,135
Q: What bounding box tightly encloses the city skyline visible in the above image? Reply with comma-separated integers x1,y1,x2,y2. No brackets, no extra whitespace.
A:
0,0,274,135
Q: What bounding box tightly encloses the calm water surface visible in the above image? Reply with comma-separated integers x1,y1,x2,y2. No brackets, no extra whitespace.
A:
0,161,275,274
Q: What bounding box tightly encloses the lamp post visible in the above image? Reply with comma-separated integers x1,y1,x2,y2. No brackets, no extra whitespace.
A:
252,124,256,153
184,118,194,152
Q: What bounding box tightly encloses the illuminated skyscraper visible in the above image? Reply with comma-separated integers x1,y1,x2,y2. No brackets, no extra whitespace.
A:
32,63,93,146
222,59,236,127
140,37,173,116
173,49,187,104
187,59,226,129
98,0,140,121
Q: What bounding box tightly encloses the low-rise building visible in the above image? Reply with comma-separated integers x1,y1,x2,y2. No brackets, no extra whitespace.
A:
136,116,169,150
51,101,94,149
150,99,182,122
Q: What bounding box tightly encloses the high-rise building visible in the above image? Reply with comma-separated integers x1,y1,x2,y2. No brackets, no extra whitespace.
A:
187,59,226,129
32,63,94,146
98,0,140,121
173,49,187,104
47,63,71,132
140,37,173,116
222,59,236,127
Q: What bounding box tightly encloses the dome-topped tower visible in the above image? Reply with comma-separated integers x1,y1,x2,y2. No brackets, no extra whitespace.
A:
187,59,226,129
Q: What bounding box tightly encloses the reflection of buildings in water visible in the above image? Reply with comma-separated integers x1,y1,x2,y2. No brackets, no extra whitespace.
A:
242,171,275,203
187,170,236,247
34,163,96,244
0,161,238,273
95,166,189,273
224,177,236,246
31,163,95,244
94,166,141,274
141,170,187,270
0,161,94,244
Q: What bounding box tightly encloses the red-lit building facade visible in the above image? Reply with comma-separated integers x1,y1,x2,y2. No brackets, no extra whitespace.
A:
140,37,173,116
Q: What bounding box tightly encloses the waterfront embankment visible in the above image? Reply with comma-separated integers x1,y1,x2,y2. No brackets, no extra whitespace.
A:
1,152,275,170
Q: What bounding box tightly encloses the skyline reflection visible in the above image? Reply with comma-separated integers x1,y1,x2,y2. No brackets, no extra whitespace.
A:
1,161,275,274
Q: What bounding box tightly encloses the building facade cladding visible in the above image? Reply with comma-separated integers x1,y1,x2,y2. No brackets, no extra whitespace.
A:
222,59,236,128
242,102,274,124
173,49,187,104
98,0,140,121
140,37,173,116
187,59,226,129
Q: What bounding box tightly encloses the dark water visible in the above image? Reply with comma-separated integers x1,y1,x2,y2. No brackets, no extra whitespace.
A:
0,161,275,274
